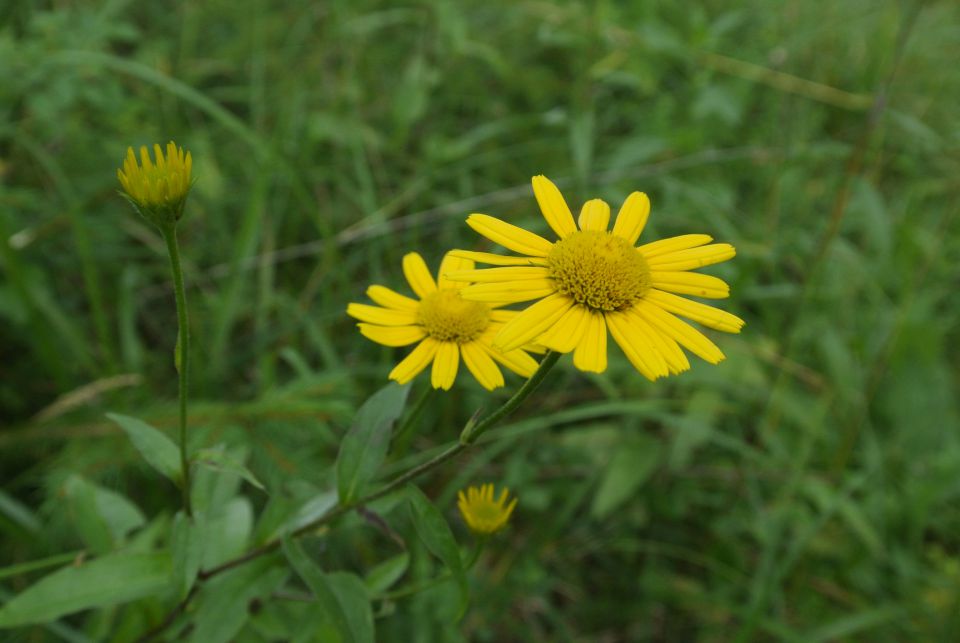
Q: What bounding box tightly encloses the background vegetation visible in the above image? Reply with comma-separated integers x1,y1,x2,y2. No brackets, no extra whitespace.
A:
2,0,959,640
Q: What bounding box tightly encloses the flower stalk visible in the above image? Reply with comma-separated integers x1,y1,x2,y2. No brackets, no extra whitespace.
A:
161,223,193,517
118,142,195,518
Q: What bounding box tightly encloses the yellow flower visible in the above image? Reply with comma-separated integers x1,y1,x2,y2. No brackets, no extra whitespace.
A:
447,175,744,379
346,251,540,390
117,142,193,227
457,483,517,535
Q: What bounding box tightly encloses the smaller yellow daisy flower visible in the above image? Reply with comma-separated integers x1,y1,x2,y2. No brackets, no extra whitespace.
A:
347,251,540,390
457,483,517,535
117,141,193,228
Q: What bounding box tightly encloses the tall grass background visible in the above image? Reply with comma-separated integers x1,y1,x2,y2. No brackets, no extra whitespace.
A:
1,0,959,640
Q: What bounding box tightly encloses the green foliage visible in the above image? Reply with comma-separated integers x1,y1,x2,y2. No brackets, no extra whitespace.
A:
336,383,410,504
0,552,171,628
2,0,960,640
407,485,468,618
106,413,181,485
284,538,374,643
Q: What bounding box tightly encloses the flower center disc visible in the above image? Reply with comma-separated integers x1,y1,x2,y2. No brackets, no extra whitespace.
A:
470,501,503,524
418,289,491,343
547,231,651,312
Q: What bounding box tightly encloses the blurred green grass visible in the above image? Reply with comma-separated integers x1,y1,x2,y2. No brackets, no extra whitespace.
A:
1,0,959,640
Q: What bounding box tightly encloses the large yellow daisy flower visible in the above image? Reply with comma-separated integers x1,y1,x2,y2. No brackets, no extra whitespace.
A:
347,251,540,390
445,176,745,379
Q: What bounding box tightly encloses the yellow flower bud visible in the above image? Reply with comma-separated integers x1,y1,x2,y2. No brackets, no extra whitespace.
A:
457,483,517,535
117,141,193,228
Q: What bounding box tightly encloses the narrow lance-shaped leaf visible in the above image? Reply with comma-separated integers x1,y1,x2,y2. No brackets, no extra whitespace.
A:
406,485,468,618
192,447,266,492
0,552,171,628
336,383,410,504
106,413,181,484
64,475,146,555
283,538,374,643
170,511,203,599
190,557,289,643
364,552,410,595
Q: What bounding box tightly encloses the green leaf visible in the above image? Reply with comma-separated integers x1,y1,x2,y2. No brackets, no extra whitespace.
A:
64,476,145,554
63,477,111,554
106,413,181,484
171,511,203,599
278,490,338,538
364,552,409,595
406,485,467,617
283,538,374,643
190,557,288,643
193,447,266,492
191,445,248,515
200,497,254,569
336,383,410,504
591,434,662,519
326,573,375,643
0,551,171,628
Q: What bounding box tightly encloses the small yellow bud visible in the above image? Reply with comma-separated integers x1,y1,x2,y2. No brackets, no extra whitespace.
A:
117,141,193,228
457,483,517,535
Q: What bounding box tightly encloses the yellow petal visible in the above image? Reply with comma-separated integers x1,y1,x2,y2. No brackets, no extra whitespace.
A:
494,293,575,352
489,309,518,323
431,342,459,390
388,338,440,384
606,310,669,380
572,311,608,373
503,497,518,521
466,214,554,257
650,271,730,299
479,340,540,377
644,289,744,333
461,342,505,390
445,266,550,283
437,252,474,290
577,199,610,232
611,192,650,244
638,233,712,258
537,304,590,353
621,307,689,375
532,175,576,239
358,323,426,347
346,303,418,326
459,279,556,304
153,143,166,169
139,146,153,172
645,243,736,271
367,285,419,311
448,250,548,267
402,252,437,298
635,301,725,364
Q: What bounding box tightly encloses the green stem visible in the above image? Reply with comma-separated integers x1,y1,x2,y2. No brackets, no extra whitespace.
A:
161,224,193,517
460,350,560,444
198,351,561,581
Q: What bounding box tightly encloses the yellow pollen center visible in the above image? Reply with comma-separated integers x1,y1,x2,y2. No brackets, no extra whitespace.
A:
417,289,491,343
547,231,651,312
